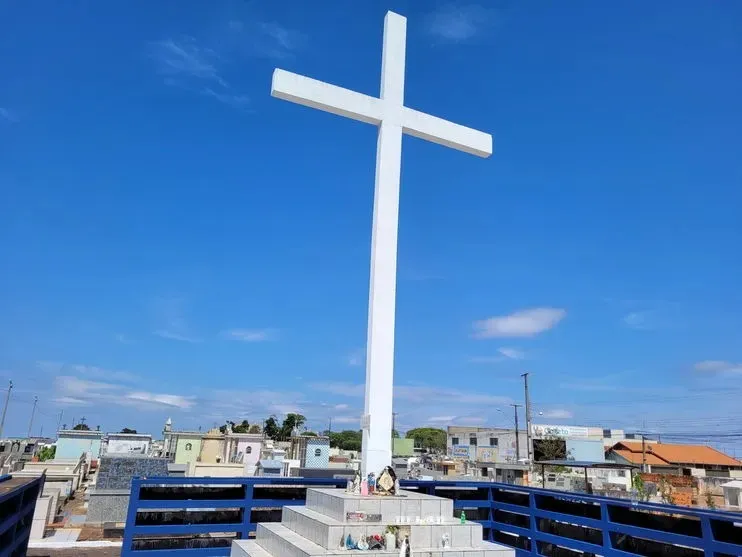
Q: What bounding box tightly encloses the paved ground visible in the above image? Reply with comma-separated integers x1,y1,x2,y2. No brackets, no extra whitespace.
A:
28,549,120,557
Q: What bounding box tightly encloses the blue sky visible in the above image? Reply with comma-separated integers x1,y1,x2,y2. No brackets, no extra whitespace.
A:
1,1,741,450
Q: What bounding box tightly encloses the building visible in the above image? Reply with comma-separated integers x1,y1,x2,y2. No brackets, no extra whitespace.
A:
393,438,414,457
199,428,225,463
447,426,529,463
0,438,42,473
223,432,262,474
606,441,742,477
55,429,103,462
104,432,152,456
288,436,330,469
721,480,742,510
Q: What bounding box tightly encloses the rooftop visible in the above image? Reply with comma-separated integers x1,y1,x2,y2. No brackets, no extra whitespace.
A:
609,441,742,467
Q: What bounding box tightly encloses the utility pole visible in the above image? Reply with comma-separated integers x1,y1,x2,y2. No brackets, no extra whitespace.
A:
27,396,38,438
641,434,647,473
328,417,332,436
511,404,522,461
57,410,63,433
521,372,532,462
0,381,13,438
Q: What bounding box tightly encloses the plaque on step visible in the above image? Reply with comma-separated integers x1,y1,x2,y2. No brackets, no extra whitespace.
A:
346,511,382,522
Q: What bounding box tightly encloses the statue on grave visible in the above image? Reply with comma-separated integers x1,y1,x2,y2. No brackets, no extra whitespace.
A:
376,466,398,496
350,471,361,494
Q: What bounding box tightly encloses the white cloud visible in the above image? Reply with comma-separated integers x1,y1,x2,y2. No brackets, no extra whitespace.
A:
221,328,276,342
623,311,655,330
333,416,359,424
38,361,139,382
428,416,455,423
498,347,525,360
115,333,132,344
694,360,742,375
53,396,90,406
425,4,497,42
154,329,201,343
540,409,573,420
126,392,195,409
473,308,566,338
334,403,349,410
457,416,486,425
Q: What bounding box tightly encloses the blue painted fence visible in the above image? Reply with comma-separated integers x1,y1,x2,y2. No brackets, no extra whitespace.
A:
123,476,742,557
0,473,45,557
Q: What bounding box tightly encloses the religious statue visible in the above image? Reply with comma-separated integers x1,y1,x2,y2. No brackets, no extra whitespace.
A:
350,472,361,494
376,466,397,496
367,472,376,494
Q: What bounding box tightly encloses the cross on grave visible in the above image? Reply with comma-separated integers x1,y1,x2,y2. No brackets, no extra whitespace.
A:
271,11,492,476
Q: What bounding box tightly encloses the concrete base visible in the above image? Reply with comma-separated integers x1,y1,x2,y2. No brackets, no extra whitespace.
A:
231,488,513,557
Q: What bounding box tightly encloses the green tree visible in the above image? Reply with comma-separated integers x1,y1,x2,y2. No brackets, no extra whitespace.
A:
406,428,446,451
37,446,56,461
392,429,400,438
302,431,317,436
233,420,250,433
73,423,90,431
120,428,137,434
329,430,362,451
264,416,280,440
632,474,649,502
705,489,716,509
280,414,307,440
248,424,262,434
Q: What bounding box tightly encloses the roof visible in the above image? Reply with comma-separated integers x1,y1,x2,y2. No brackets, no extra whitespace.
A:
612,449,668,466
258,459,282,469
537,459,638,469
721,480,742,489
609,441,742,467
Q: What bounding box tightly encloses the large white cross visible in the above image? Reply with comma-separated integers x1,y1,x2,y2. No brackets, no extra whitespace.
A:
271,11,492,476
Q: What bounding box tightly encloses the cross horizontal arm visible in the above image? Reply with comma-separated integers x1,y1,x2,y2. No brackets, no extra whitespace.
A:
272,69,383,126
402,107,493,158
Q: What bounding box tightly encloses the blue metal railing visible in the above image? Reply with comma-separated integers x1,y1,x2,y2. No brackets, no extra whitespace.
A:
0,473,45,557
123,476,742,557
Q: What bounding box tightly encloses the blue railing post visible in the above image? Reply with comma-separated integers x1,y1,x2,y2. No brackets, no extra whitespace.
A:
121,477,141,557
528,492,538,555
242,479,254,541
599,500,612,554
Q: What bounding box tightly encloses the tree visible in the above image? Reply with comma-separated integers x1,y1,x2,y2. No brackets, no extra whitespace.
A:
37,446,56,461
280,414,307,440
302,431,317,436
406,428,446,451
120,428,137,434
329,430,362,451
534,436,571,472
264,416,280,440
392,429,400,438
248,424,262,434
233,420,250,433
73,423,90,431
705,489,716,509
632,474,649,502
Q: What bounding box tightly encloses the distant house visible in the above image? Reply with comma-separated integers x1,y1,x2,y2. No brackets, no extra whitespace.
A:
288,436,330,469
606,441,742,477
721,480,742,509
105,433,152,456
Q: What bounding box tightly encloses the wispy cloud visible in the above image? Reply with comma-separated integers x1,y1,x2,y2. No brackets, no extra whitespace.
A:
149,36,249,110
473,308,566,338
226,19,306,60
152,296,201,343
694,360,742,375
498,347,524,360
37,361,139,383
427,416,455,423
348,350,364,367
115,333,133,344
539,409,574,420
334,403,349,410
310,381,511,406
425,4,497,42
221,328,277,342
126,391,195,409
0,107,18,122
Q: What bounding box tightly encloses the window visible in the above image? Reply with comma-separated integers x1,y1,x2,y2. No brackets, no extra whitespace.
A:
470,436,477,446
452,437,459,446
603,429,612,438
246,446,252,454
314,448,321,457
625,433,636,440
489,437,498,447
185,443,192,451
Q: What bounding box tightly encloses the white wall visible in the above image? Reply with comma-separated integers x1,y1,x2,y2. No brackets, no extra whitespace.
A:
107,437,151,455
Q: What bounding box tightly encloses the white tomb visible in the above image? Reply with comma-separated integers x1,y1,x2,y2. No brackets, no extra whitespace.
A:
231,488,514,557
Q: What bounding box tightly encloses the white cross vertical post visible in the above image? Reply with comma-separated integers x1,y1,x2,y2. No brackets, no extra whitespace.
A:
271,11,492,476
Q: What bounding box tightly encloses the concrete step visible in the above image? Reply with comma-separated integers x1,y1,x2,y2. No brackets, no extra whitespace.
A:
283,505,483,549
305,488,454,523
252,522,514,557
232,539,273,557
